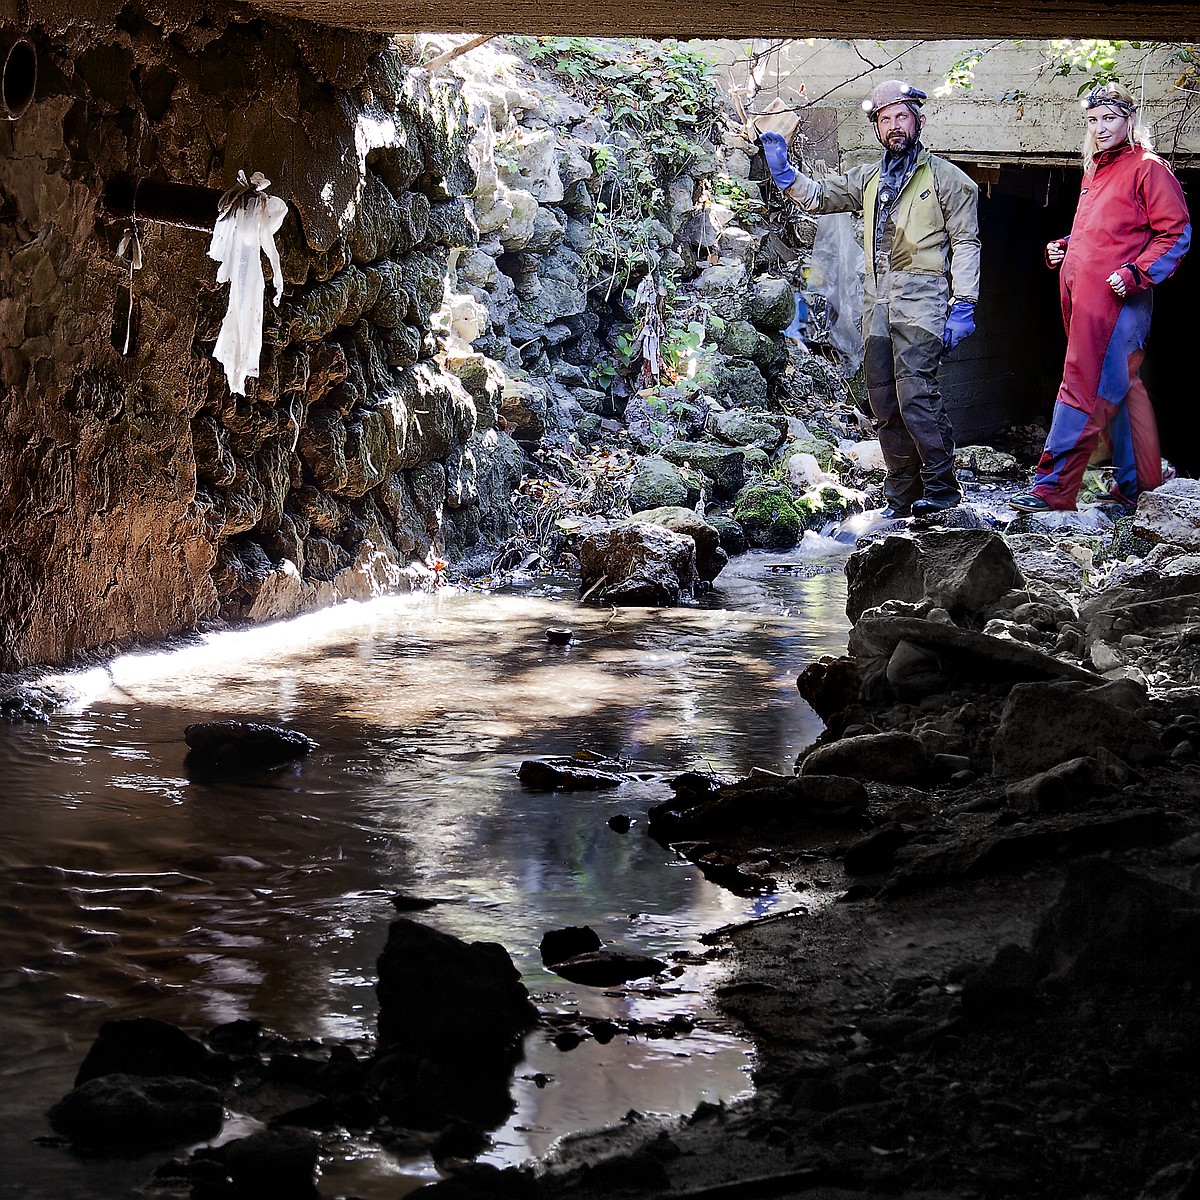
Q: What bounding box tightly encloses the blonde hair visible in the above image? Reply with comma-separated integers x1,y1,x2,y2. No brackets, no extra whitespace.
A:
1081,81,1154,168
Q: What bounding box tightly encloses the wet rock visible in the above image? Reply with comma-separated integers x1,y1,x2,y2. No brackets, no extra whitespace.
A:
630,506,728,582
845,529,1024,623
518,760,624,790
579,523,698,607
183,721,317,771
373,919,537,1127
796,656,863,721
549,951,666,986
540,926,603,966
800,731,929,786
74,1017,230,1086
708,514,749,558
732,482,807,549
607,814,633,833
218,1128,320,1198
991,681,1161,778
1033,858,1200,987
649,769,869,841
47,1074,224,1149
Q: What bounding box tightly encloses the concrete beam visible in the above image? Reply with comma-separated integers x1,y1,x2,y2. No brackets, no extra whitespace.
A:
243,0,1200,40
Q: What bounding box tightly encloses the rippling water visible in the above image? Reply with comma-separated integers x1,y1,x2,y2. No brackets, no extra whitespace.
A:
0,549,850,1199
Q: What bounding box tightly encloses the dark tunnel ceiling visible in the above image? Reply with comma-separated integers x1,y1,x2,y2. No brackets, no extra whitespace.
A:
244,0,1200,40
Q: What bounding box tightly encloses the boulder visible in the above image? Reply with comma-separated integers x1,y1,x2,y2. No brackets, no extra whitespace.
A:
659,441,746,498
579,523,698,607
648,769,869,841
796,656,863,720
847,611,1102,700
47,1074,224,1148
710,409,788,451
800,731,929,786
1133,477,1200,551
960,944,1041,1028
518,760,623,790
540,926,602,966
74,1018,230,1086
630,506,728,582
549,951,666,986
627,455,700,511
372,920,537,1127
1004,751,1135,814
376,919,537,1056
883,809,1171,896
748,276,796,331
732,482,806,549
219,1129,321,1199
845,529,1024,624
991,681,1161,778
183,722,317,771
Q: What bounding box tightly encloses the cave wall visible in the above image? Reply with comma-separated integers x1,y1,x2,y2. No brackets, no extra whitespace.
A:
0,4,523,671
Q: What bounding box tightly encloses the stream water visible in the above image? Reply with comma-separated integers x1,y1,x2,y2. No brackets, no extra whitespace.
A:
0,545,852,1200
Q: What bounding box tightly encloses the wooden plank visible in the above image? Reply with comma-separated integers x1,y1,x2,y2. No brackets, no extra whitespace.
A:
241,0,1200,40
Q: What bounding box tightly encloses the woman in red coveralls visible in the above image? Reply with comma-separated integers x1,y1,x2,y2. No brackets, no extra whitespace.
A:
1010,82,1191,513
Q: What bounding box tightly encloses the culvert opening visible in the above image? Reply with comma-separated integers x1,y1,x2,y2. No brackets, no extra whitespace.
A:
2,36,37,121
943,159,1197,475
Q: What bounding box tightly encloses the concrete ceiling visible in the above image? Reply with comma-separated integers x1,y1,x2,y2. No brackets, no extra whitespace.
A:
244,0,1200,40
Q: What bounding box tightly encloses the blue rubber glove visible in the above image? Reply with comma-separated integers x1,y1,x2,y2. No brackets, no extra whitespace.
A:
758,131,797,192
943,299,976,350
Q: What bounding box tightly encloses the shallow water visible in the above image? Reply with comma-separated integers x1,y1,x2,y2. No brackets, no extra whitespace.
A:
0,550,851,1199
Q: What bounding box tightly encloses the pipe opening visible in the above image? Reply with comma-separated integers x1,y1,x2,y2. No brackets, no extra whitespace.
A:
2,36,37,122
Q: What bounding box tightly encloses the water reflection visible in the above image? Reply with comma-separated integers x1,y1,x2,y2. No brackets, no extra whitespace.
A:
1,566,849,1199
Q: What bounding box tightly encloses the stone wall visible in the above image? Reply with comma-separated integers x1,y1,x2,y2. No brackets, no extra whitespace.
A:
713,40,1200,167
0,4,524,671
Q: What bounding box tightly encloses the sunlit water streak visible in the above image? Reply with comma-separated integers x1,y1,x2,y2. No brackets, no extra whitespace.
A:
0,550,851,1199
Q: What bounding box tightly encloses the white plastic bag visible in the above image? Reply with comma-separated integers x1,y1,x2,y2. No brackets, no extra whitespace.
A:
208,171,288,396
806,212,864,377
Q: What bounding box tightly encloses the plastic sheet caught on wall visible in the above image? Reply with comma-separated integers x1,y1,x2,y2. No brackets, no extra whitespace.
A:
207,171,288,396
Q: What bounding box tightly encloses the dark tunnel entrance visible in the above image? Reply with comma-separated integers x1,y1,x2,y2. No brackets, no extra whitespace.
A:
941,160,1197,477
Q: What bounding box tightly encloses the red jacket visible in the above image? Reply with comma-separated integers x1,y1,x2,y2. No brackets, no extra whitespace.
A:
1060,144,1191,299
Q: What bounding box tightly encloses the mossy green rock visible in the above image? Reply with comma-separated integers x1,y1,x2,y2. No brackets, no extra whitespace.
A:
628,456,701,512
713,359,768,410
711,409,789,451
740,446,771,476
660,441,746,498
707,514,749,557
733,482,806,549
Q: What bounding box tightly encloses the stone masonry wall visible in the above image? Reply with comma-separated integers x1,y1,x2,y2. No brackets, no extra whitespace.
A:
0,2,523,671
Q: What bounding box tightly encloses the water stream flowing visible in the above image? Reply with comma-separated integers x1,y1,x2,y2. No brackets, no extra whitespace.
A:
0,547,851,1199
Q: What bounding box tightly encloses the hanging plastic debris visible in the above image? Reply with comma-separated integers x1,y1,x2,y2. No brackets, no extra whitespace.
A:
115,216,143,356
207,170,287,396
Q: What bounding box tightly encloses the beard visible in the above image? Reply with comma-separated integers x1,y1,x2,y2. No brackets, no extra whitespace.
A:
882,127,918,154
